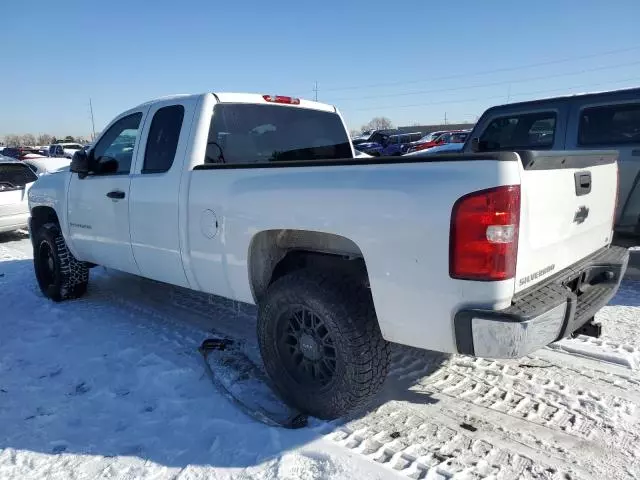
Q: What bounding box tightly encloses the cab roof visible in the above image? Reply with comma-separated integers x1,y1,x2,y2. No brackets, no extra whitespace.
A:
135,93,336,113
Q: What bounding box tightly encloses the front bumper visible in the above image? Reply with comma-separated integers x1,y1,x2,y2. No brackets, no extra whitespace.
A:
454,246,629,358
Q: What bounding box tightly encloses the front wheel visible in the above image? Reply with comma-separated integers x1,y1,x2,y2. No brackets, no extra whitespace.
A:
258,270,390,419
33,223,89,301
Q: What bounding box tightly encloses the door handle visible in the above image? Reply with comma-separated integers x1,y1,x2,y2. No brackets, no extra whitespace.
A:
106,190,125,199
574,171,591,196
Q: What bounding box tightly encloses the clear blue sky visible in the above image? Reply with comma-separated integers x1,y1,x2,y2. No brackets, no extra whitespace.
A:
2,0,640,138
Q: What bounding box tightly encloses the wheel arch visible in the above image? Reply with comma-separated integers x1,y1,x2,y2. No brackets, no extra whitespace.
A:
29,206,60,247
247,229,371,303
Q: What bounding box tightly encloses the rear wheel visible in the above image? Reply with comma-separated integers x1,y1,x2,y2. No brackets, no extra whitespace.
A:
258,269,390,419
33,223,89,301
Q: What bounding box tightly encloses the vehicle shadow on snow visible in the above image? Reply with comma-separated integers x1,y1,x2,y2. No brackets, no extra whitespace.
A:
0,230,29,243
0,260,328,470
1,256,636,470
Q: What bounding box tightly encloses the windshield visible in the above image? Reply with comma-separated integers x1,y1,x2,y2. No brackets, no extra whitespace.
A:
206,104,352,164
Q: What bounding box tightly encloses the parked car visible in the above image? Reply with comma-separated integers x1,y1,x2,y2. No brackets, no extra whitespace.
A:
406,130,469,153
48,143,83,159
463,86,640,245
403,142,464,156
351,130,375,145
405,130,448,153
2,147,42,160
23,157,71,176
357,132,423,156
0,155,38,233
28,92,626,420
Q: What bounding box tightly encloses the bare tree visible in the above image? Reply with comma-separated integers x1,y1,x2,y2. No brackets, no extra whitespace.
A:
363,117,394,131
37,134,53,146
21,134,37,146
4,135,22,147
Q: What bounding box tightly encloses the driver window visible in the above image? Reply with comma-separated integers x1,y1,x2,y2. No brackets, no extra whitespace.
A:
92,113,143,175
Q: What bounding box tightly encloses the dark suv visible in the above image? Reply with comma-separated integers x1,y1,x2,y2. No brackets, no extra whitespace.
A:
356,132,423,156
464,86,640,245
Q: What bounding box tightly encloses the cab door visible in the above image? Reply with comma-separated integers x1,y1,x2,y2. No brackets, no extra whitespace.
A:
128,99,196,287
66,108,149,274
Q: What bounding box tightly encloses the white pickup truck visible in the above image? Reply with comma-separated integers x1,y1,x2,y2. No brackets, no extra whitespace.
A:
27,92,628,419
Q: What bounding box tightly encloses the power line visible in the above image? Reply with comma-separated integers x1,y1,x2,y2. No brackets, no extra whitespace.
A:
331,60,640,102
319,45,640,93
349,77,640,112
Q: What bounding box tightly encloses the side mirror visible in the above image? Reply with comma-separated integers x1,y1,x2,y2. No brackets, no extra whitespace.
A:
70,150,90,179
471,137,480,153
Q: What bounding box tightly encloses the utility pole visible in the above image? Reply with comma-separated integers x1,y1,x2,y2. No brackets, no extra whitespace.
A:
89,98,96,141
506,84,512,104
444,112,448,125
313,81,318,101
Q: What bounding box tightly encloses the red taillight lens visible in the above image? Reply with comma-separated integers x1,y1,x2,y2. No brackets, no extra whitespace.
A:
263,95,301,105
450,185,521,281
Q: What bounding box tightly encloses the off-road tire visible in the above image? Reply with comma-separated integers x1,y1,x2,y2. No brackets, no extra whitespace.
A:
33,222,89,301
258,269,390,419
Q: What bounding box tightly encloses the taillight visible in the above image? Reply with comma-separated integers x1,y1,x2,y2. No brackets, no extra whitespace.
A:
263,95,300,105
450,185,521,281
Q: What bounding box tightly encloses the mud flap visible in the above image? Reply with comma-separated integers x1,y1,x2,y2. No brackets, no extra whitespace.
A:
198,337,308,429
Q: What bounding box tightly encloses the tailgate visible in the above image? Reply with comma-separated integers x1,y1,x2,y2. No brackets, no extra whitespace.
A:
514,151,618,293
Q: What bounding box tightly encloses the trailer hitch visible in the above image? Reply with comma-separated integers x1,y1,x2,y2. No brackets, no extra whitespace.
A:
571,318,602,339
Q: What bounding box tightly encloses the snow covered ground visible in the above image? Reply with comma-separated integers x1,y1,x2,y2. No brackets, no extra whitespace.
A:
1,231,640,479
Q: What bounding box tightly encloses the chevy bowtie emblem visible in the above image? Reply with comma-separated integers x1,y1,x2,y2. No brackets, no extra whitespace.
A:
573,206,589,224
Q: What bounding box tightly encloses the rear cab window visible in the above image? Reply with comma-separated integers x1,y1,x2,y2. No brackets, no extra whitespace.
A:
205,103,352,165
143,105,185,173
578,103,640,146
478,111,557,151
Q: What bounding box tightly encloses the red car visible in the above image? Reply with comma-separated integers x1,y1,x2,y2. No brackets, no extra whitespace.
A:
406,130,469,154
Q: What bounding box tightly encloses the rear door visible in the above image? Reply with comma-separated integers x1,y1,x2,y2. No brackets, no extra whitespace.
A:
476,107,617,293
128,98,196,287
567,97,640,232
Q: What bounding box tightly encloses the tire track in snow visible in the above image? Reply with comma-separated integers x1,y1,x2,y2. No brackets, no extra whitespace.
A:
6,240,640,478
358,344,640,478
549,335,640,370
333,402,582,480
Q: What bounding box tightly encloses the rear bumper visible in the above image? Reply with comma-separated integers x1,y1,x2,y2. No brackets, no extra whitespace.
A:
454,246,629,358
